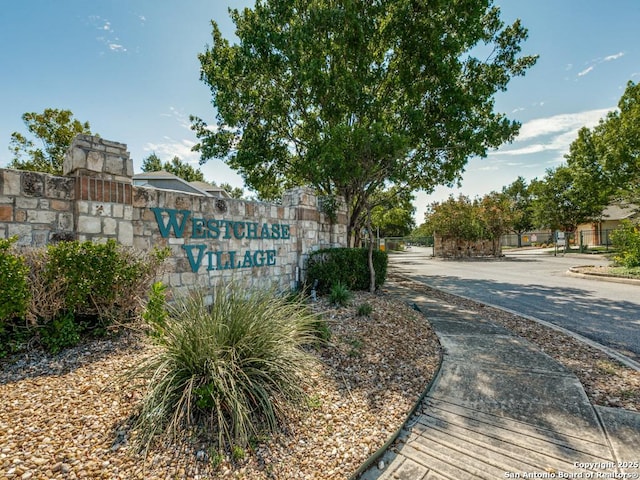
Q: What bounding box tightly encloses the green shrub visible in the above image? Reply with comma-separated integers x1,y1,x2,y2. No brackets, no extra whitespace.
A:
42,240,168,328
611,220,640,268
306,247,388,294
39,312,81,354
231,445,246,462
0,238,30,357
0,237,30,323
142,281,169,341
357,303,373,317
0,240,167,356
128,281,320,453
329,281,352,306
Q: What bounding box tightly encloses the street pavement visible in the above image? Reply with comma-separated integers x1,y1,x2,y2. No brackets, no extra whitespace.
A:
388,247,640,363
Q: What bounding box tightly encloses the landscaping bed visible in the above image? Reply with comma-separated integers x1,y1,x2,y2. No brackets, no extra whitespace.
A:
3,274,638,480
0,291,441,480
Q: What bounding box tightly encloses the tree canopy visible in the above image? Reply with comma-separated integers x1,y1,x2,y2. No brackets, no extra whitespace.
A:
501,176,534,246
141,153,206,183
597,81,640,201
525,81,640,235
192,0,537,245
370,189,416,238
8,108,93,175
424,193,512,245
560,81,640,209
219,182,245,199
529,165,604,233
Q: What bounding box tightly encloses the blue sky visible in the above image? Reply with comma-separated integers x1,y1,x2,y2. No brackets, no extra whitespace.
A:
1,1,639,224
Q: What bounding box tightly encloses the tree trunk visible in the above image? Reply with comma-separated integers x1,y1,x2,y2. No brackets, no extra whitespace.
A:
366,206,375,293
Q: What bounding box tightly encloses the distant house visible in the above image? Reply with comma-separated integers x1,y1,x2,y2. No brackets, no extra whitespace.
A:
577,203,639,246
132,171,231,198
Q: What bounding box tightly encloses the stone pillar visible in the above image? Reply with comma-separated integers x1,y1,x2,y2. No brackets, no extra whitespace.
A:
64,134,133,182
65,135,134,246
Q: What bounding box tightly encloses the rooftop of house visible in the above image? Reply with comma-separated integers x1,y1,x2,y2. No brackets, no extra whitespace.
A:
602,203,638,220
132,171,230,198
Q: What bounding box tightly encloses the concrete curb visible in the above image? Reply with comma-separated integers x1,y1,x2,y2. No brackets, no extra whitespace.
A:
567,266,640,286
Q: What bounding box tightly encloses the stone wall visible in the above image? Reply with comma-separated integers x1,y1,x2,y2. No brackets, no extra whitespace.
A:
0,135,348,293
434,236,501,258
0,169,76,246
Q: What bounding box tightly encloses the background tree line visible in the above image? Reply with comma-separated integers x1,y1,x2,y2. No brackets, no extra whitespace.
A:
418,80,640,244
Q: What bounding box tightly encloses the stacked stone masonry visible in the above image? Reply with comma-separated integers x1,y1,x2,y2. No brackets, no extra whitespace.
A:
434,236,502,258
0,135,348,293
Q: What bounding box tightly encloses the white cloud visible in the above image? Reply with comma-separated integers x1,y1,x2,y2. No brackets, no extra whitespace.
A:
108,43,126,52
492,108,612,163
166,107,192,130
514,109,610,142
578,66,594,77
604,52,624,61
493,144,549,156
144,138,199,163
575,52,624,79
89,15,127,53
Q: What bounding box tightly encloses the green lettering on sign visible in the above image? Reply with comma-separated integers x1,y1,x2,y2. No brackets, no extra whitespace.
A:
150,208,291,272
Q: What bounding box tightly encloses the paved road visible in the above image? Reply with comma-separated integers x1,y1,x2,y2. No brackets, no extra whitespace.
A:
389,247,640,363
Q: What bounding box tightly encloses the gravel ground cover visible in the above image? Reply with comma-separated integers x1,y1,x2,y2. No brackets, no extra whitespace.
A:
0,292,441,480
2,273,638,480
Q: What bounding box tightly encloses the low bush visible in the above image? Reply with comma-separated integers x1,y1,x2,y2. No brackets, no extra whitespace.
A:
306,247,388,294
128,281,321,453
39,312,81,354
611,220,640,268
357,302,373,317
0,240,168,355
329,281,352,306
41,240,168,327
0,237,30,357
0,237,30,323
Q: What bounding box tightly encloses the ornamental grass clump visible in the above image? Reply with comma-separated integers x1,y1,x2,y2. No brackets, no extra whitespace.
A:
128,281,320,454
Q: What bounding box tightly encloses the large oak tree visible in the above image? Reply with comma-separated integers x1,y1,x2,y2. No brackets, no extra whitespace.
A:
192,0,537,245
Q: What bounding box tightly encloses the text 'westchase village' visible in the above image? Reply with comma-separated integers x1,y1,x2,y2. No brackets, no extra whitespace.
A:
150,207,292,272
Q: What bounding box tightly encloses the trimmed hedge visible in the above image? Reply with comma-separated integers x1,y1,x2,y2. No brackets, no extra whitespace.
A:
306,247,388,294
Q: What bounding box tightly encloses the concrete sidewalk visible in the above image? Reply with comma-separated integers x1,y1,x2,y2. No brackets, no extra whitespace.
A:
360,282,640,480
